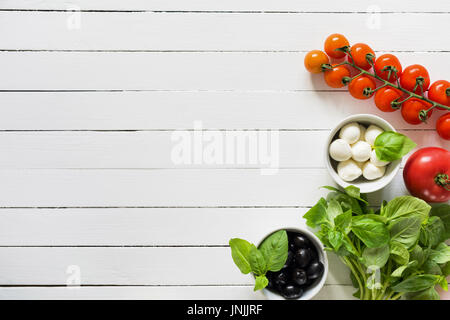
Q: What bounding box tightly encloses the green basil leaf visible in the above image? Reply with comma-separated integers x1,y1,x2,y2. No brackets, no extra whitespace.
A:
249,245,267,276
344,185,368,204
229,238,253,274
351,216,390,248
304,198,328,228
430,204,450,239
374,131,417,161
391,261,418,278
430,242,450,264
362,244,390,268
383,196,430,222
254,275,269,291
327,191,363,215
326,199,343,224
259,230,288,272
389,215,423,249
410,245,426,268
441,262,450,277
328,230,344,250
390,241,410,265
419,216,445,247
423,260,442,276
406,287,440,300
391,274,440,293
334,209,352,234
438,276,448,291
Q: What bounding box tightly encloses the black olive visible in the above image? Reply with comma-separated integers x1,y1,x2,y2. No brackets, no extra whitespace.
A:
281,284,304,300
292,234,310,248
306,260,324,280
295,248,311,268
283,250,294,269
291,268,308,286
273,270,288,286
289,242,296,251
308,247,319,261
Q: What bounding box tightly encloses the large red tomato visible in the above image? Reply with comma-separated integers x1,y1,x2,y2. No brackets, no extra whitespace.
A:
403,147,450,202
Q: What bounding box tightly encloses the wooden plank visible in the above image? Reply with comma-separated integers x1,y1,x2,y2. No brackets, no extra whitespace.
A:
0,130,446,169
0,0,448,12
0,52,448,91
0,247,350,286
0,91,446,130
0,168,407,207
0,12,450,51
0,284,355,300
0,208,314,246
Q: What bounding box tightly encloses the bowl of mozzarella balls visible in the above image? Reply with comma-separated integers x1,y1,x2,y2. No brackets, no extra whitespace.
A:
326,114,401,193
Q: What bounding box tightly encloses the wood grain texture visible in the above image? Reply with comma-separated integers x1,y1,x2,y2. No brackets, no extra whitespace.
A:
0,285,356,300
0,247,350,285
0,130,446,168
0,168,408,207
0,91,446,130
0,12,450,51
0,52,448,91
0,0,448,12
1,1,449,300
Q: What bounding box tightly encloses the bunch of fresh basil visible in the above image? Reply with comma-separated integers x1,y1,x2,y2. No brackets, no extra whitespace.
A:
229,230,288,291
304,185,450,300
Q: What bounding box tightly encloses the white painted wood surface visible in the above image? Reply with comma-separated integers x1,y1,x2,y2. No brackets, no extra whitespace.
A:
0,1,449,300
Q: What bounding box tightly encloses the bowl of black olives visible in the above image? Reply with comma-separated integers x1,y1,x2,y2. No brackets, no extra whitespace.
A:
261,228,328,300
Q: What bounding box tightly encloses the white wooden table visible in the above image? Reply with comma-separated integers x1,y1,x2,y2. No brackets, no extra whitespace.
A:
0,0,449,300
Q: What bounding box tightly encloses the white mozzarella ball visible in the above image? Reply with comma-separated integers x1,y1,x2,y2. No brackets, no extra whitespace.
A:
355,161,365,169
329,139,352,161
365,124,384,146
370,149,389,167
358,125,367,141
339,122,361,144
337,159,363,182
362,162,386,180
351,141,372,162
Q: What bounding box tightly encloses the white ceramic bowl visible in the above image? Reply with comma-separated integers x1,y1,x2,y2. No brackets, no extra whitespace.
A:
259,227,328,300
325,114,401,194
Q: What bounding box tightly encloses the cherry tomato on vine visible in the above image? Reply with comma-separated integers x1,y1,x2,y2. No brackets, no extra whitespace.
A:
348,75,376,99
304,50,330,74
374,54,402,83
436,113,450,140
401,98,433,125
399,64,430,94
348,43,375,70
324,65,351,88
403,147,450,202
324,34,349,59
428,80,450,110
374,87,402,112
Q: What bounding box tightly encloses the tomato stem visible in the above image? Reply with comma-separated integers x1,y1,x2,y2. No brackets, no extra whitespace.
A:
434,173,450,191
333,58,450,121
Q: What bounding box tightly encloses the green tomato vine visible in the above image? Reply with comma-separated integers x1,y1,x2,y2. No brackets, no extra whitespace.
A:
321,46,450,122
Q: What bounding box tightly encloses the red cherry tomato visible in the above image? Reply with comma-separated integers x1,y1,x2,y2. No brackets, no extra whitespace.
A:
348,76,376,99
436,113,450,140
324,65,351,88
304,50,330,74
401,98,433,125
400,64,430,94
348,43,375,70
374,54,402,83
428,80,450,110
324,34,349,59
403,147,450,202
374,87,402,112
